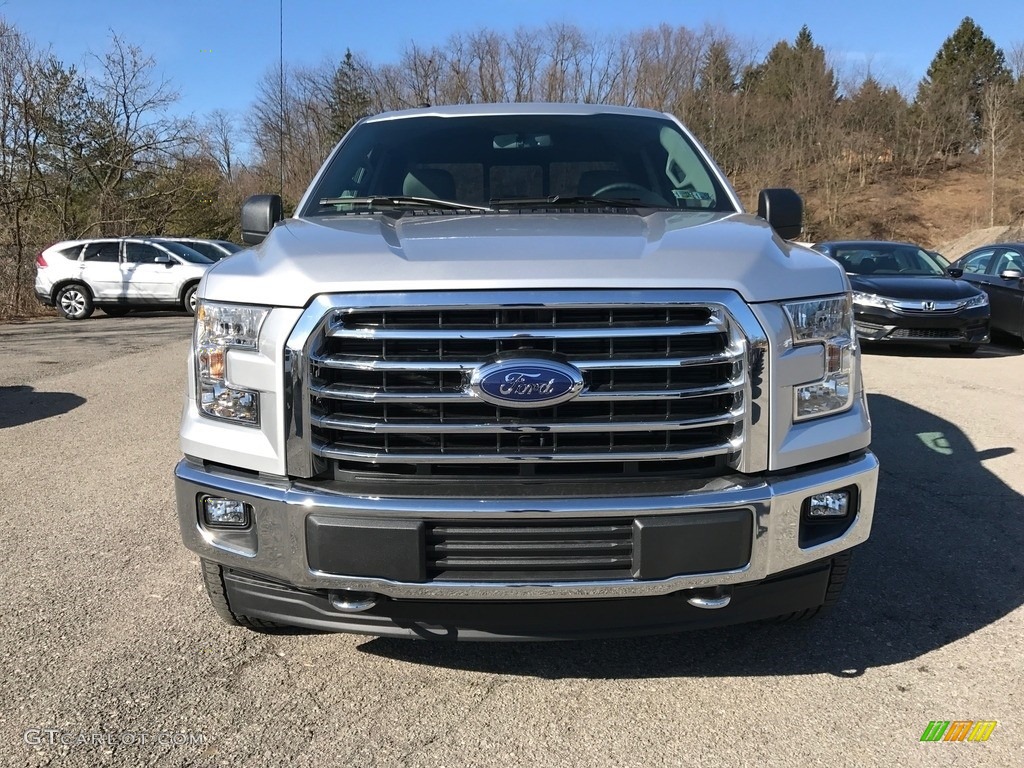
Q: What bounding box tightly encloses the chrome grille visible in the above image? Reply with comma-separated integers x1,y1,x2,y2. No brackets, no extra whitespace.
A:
301,296,749,479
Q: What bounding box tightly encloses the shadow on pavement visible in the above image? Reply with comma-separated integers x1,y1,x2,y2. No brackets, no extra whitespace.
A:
862,336,1022,358
358,392,1022,678
0,385,86,429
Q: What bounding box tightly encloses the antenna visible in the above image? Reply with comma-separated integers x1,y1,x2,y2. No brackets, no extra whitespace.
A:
279,0,285,197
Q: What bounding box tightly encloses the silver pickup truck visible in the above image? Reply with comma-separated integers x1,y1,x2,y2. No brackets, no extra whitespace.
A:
175,103,877,639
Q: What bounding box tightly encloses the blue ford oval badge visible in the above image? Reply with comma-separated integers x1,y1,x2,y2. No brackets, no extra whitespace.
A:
469,360,584,408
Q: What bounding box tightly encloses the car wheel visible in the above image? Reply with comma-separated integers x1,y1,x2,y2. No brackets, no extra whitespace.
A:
949,344,979,354
183,284,198,316
773,551,852,622
55,283,94,320
200,559,289,631
100,306,131,317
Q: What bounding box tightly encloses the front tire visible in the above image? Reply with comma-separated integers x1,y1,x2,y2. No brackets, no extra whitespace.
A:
183,284,198,316
773,551,852,622
199,559,287,630
55,283,94,320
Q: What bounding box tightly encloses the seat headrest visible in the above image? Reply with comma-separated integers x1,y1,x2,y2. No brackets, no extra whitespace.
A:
403,168,456,200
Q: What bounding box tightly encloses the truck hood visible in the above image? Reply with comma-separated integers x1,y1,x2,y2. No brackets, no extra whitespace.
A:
203,211,847,306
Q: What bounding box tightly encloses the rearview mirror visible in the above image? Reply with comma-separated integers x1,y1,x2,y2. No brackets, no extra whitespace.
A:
999,268,1023,280
757,188,803,240
946,267,964,278
241,194,284,245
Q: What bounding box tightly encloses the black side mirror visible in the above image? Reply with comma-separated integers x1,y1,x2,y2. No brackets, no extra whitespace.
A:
241,194,284,245
946,267,964,278
757,188,803,240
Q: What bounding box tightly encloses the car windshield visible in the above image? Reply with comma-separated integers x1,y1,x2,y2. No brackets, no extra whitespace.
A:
829,245,947,276
156,240,214,264
302,112,736,215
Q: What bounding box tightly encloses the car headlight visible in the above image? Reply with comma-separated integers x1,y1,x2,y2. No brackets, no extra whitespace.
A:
851,291,888,308
783,295,856,422
194,301,270,426
964,292,989,308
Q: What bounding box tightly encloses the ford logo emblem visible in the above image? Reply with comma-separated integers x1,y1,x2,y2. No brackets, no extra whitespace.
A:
469,360,584,408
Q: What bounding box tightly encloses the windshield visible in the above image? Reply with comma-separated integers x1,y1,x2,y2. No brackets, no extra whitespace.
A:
828,244,947,276
156,240,214,264
302,112,736,215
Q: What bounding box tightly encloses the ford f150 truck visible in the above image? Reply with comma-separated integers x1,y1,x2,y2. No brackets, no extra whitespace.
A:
175,103,878,639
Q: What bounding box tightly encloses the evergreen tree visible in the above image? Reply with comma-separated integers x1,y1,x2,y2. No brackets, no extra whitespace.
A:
915,17,1011,153
328,50,370,144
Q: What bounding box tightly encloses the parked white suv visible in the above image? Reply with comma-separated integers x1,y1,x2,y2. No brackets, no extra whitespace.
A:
35,237,213,319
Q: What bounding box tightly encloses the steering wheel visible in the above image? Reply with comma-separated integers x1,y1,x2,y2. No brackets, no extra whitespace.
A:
592,182,652,199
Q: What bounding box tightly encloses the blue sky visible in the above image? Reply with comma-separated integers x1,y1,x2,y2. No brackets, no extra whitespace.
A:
2,0,1020,122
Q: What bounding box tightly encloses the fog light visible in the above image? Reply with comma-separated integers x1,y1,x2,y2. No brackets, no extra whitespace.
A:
805,489,851,519
202,497,251,528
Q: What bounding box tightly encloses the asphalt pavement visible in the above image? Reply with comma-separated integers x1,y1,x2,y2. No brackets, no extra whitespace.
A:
0,314,1021,767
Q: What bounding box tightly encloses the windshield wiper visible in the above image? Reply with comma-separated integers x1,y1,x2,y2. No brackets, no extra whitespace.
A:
489,195,648,208
318,196,493,212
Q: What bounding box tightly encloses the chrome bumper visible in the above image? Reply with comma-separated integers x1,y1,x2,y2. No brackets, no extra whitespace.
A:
175,451,878,600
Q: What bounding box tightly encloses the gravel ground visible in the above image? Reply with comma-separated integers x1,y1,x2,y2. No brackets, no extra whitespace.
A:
0,315,1021,767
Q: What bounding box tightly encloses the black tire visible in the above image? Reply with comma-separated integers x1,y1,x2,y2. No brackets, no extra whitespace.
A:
949,343,979,354
100,306,131,317
55,283,94,320
183,283,199,316
199,559,287,630
773,550,853,622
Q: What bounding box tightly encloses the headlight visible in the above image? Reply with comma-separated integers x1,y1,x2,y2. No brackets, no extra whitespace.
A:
194,301,270,425
783,295,856,421
964,292,988,308
851,291,888,308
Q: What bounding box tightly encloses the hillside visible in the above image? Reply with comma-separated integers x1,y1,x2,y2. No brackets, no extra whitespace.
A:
791,159,1024,257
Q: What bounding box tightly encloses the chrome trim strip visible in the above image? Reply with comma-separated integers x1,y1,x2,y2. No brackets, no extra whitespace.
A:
311,438,742,464
311,407,745,434
308,349,743,372
325,323,726,340
284,290,771,478
307,378,743,403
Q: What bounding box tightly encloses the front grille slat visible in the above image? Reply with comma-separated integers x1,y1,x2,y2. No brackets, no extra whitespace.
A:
326,322,725,340
311,407,744,434
309,379,743,403
309,350,743,371
426,519,634,581
306,300,746,480
312,439,741,464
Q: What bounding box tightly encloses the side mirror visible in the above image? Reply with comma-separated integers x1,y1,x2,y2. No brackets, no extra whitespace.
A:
999,268,1023,280
241,194,284,245
757,188,803,240
946,267,964,278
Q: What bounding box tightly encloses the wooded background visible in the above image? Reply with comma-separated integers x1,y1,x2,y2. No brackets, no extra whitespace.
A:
2,16,1023,317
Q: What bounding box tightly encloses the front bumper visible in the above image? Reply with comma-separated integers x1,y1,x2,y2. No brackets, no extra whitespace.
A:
853,304,989,344
176,451,877,632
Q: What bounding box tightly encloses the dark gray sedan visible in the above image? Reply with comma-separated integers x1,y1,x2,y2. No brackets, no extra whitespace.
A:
949,244,1024,341
814,241,991,353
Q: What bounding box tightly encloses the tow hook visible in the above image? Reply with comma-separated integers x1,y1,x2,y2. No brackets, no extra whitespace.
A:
686,587,731,610
329,590,378,613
